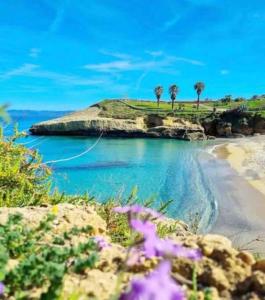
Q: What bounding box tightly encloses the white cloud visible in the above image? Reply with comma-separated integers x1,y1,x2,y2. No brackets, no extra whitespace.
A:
135,71,149,92
84,53,203,73
84,60,133,72
173,57,205,66
99,49,131,60
0,63,104,86
145,50,164,57
85,59,173,73
220,69,229,75
29,48,41,58
162,14,182,31
49,0,70,33
1,64,39,79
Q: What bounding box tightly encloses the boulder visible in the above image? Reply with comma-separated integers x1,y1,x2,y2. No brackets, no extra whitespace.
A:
253,115,265,134
232,117,254,135
253,259,265,273
216,121,232,137
202,115,218,136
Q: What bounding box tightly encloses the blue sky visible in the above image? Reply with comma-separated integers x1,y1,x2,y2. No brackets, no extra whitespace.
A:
0,0,265,110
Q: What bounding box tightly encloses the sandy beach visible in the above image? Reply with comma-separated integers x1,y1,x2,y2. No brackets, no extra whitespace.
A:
214,136,265,197
201,136,265,254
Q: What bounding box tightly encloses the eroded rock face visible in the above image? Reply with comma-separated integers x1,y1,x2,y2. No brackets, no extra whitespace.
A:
216,121,232,137
202,111,265,138
171,234,264,299
30,107,207,141
30,101,265,140
253,115,265,134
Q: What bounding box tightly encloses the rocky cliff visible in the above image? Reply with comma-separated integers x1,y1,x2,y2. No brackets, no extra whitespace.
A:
30,101,207,141
202,110,265,138
30,100,265,141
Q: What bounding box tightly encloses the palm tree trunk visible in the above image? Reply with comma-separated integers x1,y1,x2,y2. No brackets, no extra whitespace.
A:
157,97,160,108
197,94,200,110
172,99,174,110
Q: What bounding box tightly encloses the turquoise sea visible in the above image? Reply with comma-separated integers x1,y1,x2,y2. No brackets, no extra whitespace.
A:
4,110,218,231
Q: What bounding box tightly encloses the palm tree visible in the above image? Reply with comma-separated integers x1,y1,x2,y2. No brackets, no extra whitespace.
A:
169,84,179,110
154,86,163,107
194,82,205,110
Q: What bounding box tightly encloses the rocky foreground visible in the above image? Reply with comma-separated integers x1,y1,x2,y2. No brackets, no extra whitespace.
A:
1,203,265,299
30,100,265,141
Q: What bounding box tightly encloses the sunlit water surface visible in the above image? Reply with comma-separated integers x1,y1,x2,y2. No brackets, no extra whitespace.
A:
4,110,218,230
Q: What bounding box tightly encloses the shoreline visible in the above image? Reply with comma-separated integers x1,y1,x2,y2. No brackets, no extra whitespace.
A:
214,136,265,197
205,136,265,254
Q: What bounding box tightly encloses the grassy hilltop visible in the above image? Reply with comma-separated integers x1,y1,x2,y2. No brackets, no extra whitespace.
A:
94,95,265,120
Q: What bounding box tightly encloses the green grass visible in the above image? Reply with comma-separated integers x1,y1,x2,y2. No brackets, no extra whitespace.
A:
96,97,265,120
210,97,265,112
126,99,209,112
96,99,211,120
246,98,265,110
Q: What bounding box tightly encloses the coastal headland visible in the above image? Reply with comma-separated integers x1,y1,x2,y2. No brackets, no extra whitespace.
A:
30,99,265,141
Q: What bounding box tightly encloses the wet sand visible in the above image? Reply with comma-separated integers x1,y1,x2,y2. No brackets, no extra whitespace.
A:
201,137,265,254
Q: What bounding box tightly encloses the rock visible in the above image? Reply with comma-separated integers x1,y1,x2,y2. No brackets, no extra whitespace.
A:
204,287,220,300
253,115,265,134
207,135,216,140
183,131,207,141
0,204,107,245
1,204,264,299
236,118,254,135
216,110,265,137
201,115,218,136
198,234,233,256
216,121,232,137
241,292,261,300
30,101,207,141
231,133,245,138
30,100,265,140
237,251,255,266
249,271,265,294
62,270,119,300
200,266,230,291
253,259,265,273
146,126,206,140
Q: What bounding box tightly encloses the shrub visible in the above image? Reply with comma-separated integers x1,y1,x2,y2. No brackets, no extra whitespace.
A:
0,127,52,206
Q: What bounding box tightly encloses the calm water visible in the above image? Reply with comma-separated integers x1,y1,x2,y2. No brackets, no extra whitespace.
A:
4,110,218,230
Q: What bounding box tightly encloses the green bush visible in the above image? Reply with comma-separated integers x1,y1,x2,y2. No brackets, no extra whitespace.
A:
0,127,52,207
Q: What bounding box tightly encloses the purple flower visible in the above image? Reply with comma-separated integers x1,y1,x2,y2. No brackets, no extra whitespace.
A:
119,260,186,300
154,238,202,260
113,205,163,219
0,282,4,295
130,219,157,238
130,219,202,260
126,247,144,266
93,236,110,250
